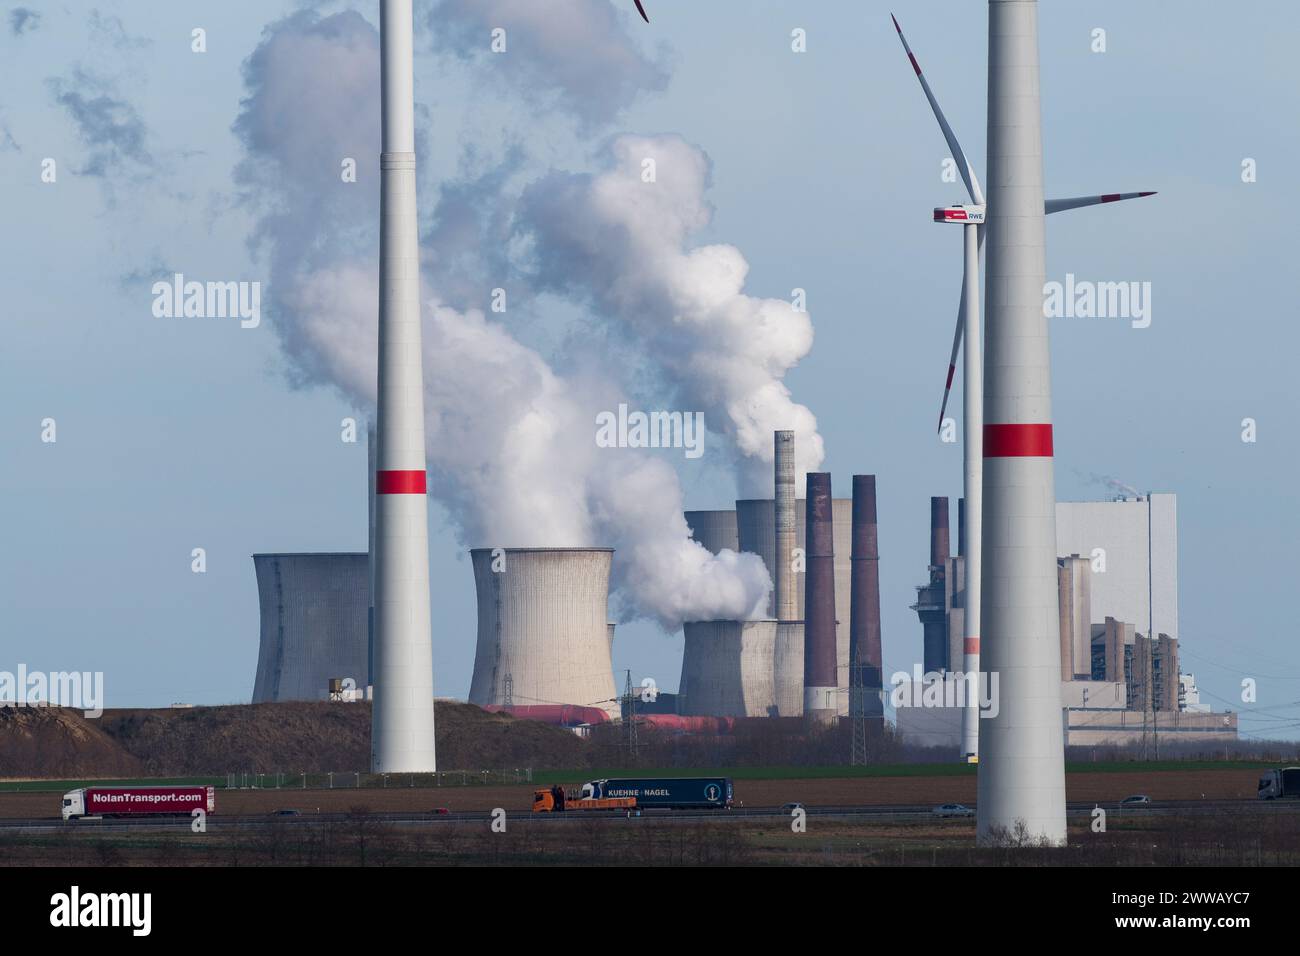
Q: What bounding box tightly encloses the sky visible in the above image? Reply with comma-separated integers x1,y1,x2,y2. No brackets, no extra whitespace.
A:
2,1,1298,741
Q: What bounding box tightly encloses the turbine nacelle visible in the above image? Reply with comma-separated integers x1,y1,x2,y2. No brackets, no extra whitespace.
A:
934,204,986,225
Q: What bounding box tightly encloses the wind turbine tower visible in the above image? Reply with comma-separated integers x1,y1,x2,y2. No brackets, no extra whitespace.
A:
371,0,437,773
893,2,1154,841
977,0,1064,844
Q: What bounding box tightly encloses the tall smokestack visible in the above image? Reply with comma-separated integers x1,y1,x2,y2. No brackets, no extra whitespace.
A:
957,497,966,558
977,0,1066,844
849,475,883,718
371,0,437,773
774,431,796,622
916,496,950,672
930,496,950,569
804,473,837,724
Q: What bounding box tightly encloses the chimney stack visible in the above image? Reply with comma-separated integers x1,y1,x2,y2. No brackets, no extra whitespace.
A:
774,431,797,622
804,472,837,725
957,496,966,558
850,475,883,718
930,496,950,570
914,496,950,672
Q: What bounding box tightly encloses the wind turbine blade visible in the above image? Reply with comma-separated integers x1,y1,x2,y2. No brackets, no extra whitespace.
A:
938,299,963,433
891,14,984,206
634,0,649,22
936,229,984,432
1045,191,1156,214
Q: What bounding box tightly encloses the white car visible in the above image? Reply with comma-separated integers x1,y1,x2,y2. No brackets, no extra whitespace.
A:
1119,794,1152,808
932,803,974,818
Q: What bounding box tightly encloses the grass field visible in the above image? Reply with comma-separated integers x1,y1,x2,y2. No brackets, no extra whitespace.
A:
533,759,1273,785
0,777,224,793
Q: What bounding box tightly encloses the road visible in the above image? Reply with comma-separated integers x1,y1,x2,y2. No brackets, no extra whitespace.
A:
4,798,1296,833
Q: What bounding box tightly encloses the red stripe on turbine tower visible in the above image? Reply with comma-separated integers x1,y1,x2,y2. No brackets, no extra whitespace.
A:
964,637,980,654
983,423,1054,458
376,470,427,495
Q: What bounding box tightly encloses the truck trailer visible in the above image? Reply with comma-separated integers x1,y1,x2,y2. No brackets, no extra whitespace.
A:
62,786,215,821
581,777,732,810
1257,767,1300,799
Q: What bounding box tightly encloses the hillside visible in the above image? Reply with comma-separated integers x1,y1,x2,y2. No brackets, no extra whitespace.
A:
0,702,589,779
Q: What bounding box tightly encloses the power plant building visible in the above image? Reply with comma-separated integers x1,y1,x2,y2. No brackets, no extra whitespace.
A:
1055,494,1178,640
915,494,1180,674
251,553,369,703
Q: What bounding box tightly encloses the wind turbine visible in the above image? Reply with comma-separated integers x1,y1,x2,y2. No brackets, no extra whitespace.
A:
891,12,1154,765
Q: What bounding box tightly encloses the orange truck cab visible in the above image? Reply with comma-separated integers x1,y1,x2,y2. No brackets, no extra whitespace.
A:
532,786,636,813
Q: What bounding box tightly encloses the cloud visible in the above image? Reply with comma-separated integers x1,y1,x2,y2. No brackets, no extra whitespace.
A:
0,111,18,152
47,68,152,178
429,0,669,125
87,9,151,50
9,7,40,36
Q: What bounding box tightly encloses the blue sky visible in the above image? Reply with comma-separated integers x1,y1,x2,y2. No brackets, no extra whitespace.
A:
2,1,1297,740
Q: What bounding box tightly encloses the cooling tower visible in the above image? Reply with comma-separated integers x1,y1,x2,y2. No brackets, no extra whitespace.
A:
685,510,739,555
252,553,369,703
468,548,617,718
849,476,884,719
804,474,838,724
679,620,778,717
773,621,805,717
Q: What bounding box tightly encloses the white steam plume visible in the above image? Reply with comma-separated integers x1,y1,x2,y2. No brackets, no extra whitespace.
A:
234,10,769,628
516,134,825,494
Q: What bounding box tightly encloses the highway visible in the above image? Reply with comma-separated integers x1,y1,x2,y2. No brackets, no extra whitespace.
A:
3,798,1296,833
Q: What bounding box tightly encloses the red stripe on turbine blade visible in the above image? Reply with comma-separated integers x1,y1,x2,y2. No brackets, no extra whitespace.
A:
1138,191,1156,197
1101,193,1121,202
983,423,1054,457
891,13,901,33
908,52,921,75
945,364,956,390
964,637,979,655
376,470,427,494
